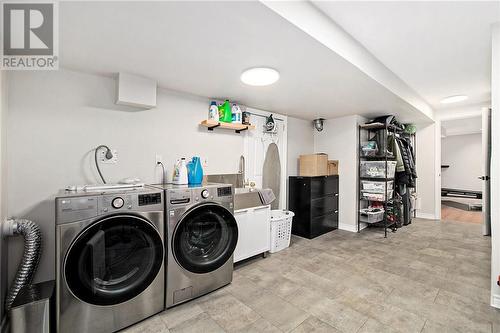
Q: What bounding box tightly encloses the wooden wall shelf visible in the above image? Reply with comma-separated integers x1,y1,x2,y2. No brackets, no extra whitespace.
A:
200,120,255,133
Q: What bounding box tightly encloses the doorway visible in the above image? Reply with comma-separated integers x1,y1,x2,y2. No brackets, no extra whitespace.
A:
439,108,491,230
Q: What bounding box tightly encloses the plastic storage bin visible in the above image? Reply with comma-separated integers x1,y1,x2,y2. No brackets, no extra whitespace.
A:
361,190,394,202
361,180,394,193
360,141,378,157
359,208,385,223
360,161,397,179
270,210,294,253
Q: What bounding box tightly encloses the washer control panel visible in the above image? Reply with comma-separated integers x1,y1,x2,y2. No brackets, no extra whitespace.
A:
112,197,124,209
138,193,162,206
101,195,132,212
201,189,210,199
217,186,232,197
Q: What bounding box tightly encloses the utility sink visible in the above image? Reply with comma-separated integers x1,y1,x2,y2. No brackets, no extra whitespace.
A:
234,187,257,194
234,187,263,210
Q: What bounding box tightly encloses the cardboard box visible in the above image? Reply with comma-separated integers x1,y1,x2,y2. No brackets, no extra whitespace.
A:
328,160,339,175
299,153,328,176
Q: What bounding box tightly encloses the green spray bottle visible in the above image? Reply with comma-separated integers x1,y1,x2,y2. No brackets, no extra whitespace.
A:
222,100,232,123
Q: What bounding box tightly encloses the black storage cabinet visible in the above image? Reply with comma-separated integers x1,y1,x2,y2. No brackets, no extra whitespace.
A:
288,175,339,239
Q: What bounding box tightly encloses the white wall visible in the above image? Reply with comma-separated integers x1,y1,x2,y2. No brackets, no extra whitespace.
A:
441,133,482,191
490,23,500,309
314,115,365,232
0,70,7,323
415,122,440,219
286,117,314,209
287,117,314,177
5,69,295,284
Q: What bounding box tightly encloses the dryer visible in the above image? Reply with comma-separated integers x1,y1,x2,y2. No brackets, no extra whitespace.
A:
55,187,165,333
152,183,238,308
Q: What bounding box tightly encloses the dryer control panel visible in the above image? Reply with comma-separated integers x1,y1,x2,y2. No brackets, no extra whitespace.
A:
56,189,163,224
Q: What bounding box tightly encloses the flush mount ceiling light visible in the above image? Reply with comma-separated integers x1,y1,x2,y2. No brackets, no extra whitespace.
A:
240,67,280,86
440,95,468,104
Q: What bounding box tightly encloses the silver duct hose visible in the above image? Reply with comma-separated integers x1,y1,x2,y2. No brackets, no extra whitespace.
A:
3,218,42,311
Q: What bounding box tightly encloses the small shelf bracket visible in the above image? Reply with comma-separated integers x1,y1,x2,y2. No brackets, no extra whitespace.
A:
207,123,221,131
235,126,249,134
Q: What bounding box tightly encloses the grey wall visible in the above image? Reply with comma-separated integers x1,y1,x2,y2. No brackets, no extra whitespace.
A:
5,69,243,283
6,69,301,285
441,133,482,191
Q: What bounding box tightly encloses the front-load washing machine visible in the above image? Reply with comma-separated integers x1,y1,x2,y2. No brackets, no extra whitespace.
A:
151,183,238,308
55,187,165,333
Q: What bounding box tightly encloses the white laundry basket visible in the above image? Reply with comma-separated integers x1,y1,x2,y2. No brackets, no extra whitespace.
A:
269,210,295,253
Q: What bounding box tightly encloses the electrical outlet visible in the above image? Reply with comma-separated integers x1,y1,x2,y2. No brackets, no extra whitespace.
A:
101,149,118,164
155,154,163,164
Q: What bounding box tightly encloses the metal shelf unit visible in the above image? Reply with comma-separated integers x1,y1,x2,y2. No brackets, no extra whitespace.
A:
357,123,399,237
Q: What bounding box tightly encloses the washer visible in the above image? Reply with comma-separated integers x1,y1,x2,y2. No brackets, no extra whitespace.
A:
55,187,165,333
152,183,238,308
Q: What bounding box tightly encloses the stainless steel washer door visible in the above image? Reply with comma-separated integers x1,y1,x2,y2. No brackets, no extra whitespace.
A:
64,214,164,306
173,203,238,274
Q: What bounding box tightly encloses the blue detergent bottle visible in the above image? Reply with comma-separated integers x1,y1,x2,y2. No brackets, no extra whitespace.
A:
187,157,203,184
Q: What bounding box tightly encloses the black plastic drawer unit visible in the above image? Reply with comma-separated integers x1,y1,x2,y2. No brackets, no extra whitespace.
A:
288,175,339,239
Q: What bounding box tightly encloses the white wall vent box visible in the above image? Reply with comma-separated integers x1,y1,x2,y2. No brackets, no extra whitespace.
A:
116,72,157,109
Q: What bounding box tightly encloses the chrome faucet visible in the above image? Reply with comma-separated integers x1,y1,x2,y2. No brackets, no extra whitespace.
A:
239,155,245,188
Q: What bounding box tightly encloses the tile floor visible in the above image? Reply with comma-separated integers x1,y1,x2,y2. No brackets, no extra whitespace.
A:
124,219,498,333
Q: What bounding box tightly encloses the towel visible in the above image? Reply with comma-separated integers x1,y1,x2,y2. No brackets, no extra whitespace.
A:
258,188,276,206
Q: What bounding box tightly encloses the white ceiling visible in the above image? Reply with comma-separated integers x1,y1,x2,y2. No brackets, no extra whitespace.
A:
59,1,430,122
313,1,500,110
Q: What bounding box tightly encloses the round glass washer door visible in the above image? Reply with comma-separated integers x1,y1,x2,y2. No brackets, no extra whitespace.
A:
64,214,163,306
173,203,238,274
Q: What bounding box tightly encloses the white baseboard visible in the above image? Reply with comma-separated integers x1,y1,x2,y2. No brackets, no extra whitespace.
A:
491,294,500,309
416,212,437,220
338,223,364,233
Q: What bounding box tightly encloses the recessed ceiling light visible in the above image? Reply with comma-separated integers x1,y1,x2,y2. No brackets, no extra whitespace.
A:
240,67,279,86
440,95,468,104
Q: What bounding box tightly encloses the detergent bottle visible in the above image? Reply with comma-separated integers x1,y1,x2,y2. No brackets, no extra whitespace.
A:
222,100,232,123
232,104,242,124
187,157,203,185
208,101,219,121
173,158,188,185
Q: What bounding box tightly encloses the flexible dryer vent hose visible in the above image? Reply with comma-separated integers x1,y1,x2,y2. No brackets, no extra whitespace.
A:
3,218,42,311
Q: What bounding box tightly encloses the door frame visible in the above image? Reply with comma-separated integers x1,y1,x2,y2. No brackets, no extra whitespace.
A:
481,107,491,235
243,107,288,210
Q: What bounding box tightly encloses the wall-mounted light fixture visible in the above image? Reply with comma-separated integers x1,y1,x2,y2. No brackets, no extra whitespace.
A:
313,118,324,132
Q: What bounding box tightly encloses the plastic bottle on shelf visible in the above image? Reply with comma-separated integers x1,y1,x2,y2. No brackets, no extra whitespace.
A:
222,100,232,123
232,104,242,124
218,103,224,121
208,101,219,121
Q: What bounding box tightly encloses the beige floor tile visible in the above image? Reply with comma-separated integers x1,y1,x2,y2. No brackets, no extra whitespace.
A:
287,287,368,333
159,302,204,329
434,289,500,324
245,292,309,332
290,316,341,333
122,218,493,333
357,318,401,333
422,319,491,333
197,293,260,332
234,316,282,333
123,315,170,333
385,289,491,333
169,312,224,333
